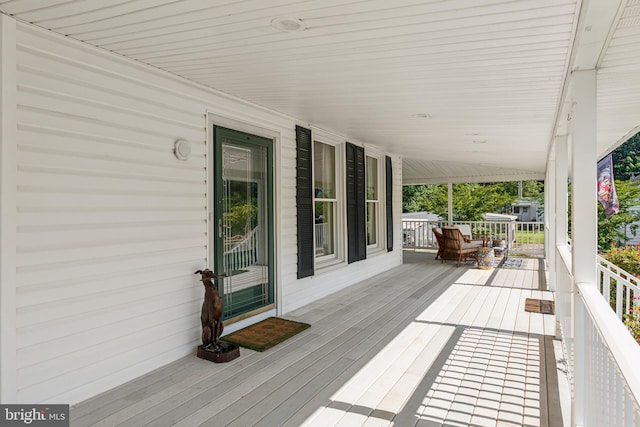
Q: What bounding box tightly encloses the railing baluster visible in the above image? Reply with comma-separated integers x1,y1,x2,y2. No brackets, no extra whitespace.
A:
401,219,545,255
617,280,624,319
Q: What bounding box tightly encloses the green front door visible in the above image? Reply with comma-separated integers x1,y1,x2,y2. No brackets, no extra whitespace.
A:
213,127,274,320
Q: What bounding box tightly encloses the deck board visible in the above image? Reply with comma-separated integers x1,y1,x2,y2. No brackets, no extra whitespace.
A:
71,254,564,427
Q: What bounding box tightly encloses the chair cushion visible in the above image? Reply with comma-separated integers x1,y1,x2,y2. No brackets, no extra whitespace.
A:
457,224,472,238
461,241,482,250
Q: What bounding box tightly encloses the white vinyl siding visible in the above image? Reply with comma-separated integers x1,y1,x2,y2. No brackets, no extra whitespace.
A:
15,23,208,404
3,20,403,405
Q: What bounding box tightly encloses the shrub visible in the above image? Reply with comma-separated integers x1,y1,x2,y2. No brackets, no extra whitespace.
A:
603,245,640,320
604,245,640,276
624,297,640,344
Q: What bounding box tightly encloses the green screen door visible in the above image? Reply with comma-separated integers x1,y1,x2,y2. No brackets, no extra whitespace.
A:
213,127,274,320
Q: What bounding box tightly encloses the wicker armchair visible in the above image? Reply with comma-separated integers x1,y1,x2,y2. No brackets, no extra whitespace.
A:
432,227,444,260
441,226,483,266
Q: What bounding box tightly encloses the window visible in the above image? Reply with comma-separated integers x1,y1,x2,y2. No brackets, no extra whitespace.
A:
366,154,385,252
297,126,346,276
298,126,392,275
366,156,379,246
314,141,337,259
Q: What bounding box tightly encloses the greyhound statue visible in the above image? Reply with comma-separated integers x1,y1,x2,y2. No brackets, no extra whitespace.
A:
194,269,224,350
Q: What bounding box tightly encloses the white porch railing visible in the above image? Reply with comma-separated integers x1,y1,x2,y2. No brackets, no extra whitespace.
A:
402,219,544,255
224,227,258,271
556,247,640,425
597,256,640,320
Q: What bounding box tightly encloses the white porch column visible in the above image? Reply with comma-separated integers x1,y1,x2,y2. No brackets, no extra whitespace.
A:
555,136,568,251
447,182,453,225
571,69,598,427
571,71,598,283
0,14,17,403
546,158,557,291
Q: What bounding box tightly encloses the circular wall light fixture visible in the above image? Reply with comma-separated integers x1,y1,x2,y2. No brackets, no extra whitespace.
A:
174,139,191,161
271,17,306,32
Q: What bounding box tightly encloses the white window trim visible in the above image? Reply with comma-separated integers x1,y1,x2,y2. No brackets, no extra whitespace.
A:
311,128,346,270
365,149,386,255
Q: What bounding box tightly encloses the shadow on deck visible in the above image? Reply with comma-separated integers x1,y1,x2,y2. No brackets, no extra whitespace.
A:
71,252,567,427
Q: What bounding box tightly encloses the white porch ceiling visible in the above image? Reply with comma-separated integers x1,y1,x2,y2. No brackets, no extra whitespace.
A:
598,0,640,156
1,0,637,184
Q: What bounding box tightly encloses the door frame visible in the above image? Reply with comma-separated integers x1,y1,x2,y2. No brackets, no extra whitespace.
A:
213,126,274,319
206,113,281,323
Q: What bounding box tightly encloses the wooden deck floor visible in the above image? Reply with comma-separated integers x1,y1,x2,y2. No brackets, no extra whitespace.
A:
71,252,564,427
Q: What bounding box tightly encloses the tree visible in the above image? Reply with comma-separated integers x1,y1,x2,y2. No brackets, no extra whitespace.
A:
611,131,640,181
450,183,515,221
598,180,640,250
402,182,522,221
402,184,447,214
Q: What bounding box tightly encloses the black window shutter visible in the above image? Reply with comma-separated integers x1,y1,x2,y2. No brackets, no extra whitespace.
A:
296,125,314,278
355,146,367,260
386,156,394,252
346,142,366,263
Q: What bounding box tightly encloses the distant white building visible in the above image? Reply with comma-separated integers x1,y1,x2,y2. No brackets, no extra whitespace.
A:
483,213,518,222
402,212,443,221
510,200,543,222
621,206,640,246
401,212,442,247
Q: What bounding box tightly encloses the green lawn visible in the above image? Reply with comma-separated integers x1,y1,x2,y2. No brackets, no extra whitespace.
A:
516,229,545,244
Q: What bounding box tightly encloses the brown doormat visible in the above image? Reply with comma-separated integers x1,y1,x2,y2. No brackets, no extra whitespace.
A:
525,298,555,315
221,317,311,352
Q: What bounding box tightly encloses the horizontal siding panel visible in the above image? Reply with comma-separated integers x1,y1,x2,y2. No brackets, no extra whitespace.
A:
17,210,207,227
15,44,207,121
17,123,206,159
16,247,206,287
16,222,205,249
40,340,199,405
17,322,200,403
17,237,204,267
16,150,205,181
16,62,202,127
18,169,206,195
281,252,402,313
16,260,203,306
17,87,204,140
13,25,299,130
6,20,238,406
16,106,203,153
17,191,204,210
16,283,199,351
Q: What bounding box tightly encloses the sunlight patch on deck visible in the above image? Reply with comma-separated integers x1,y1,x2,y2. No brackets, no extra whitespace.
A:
300,320,456,426
300,284,469,426
417,328,542,427
299,277,550,426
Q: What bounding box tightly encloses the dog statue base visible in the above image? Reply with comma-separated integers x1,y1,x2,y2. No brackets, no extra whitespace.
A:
197,342,240,363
